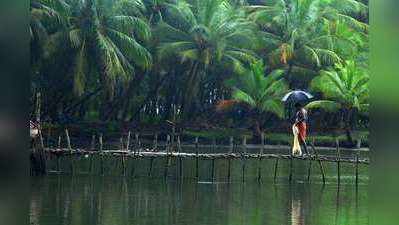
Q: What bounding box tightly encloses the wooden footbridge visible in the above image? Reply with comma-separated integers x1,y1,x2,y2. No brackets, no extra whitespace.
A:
30,129,369,185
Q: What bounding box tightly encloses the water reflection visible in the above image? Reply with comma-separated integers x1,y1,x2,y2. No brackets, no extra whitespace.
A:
30,176,368,225
291,199,303,225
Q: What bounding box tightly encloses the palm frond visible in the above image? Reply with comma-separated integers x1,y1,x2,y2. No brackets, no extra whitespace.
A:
107,28,152,69
305,100,341,112
109,15,151,41
232,88,256,107
158,41,196,60
73,41,87,96
261,99,285,118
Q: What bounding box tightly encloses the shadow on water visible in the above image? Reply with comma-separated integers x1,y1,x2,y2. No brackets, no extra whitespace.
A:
30,175,368,225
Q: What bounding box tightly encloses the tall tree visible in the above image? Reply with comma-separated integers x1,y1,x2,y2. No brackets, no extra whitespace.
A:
37,0,152,120
247,0,368,87
156,0,258,116
305,60,369,145
31,0,70,72
218,60,288,139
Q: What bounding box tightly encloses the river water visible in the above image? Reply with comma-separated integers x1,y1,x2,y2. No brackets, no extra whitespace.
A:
30,159,369,225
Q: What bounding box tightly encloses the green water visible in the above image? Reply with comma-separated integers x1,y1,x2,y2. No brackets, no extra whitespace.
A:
30,172,368,225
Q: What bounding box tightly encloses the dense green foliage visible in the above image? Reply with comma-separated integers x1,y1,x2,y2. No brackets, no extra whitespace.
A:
31,0,369,144
306,60,369,142
218,60,288,138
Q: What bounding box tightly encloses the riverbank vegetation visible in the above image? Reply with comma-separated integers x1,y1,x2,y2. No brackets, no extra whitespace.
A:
31,0,369,147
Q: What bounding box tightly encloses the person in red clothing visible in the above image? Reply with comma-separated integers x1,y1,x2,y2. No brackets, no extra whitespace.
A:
294,103,309,155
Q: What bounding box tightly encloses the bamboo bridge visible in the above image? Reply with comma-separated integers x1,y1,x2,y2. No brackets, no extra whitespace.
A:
30,129,369,185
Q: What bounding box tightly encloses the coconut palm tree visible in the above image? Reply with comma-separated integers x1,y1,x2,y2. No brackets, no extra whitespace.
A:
30,0,70,72
247,0,368,76
44,0,152,98
305,60,369,145
30,0,70,40
218,60,289,138
156,0,259,115
141,0,177,25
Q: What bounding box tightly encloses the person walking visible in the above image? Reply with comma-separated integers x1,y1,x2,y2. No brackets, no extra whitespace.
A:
294,103,309,155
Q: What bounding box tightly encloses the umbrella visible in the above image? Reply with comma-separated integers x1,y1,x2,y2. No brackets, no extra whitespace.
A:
282,90,313,103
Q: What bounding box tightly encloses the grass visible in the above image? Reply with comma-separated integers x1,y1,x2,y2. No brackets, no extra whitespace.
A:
184,128,369,147
40,122,369,148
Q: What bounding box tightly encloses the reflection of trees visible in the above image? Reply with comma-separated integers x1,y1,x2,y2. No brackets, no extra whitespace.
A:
29,175,368,225
335,187,340,225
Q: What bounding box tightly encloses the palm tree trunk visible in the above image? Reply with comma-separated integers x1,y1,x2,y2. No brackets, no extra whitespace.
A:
344,109,355,147
64,87,102,114
253,113,263,142
182,62,200,117
345,128,353,146
254,120,262,140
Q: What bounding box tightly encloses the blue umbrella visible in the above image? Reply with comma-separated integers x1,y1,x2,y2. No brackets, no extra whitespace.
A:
282,90,313,103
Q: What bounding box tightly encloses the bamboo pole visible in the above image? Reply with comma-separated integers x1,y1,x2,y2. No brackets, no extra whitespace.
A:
57,135,61,149
46,126,51,148
177,135,183,179
257,133,264,182
211,138,216,181
336,138,341,185
57,154,61,173
274,158,279,183
135,133,140,155
35,93,46,175
89,154,94,175
126,131,131,152
99,134,104,176
307,153,312,182
89,134,95,174
119,137,124,150
195,137,199,180
164,135,171,178
65,129,74,174
56,135,61,172
39,130,45,149
121,154,126,176
130,156,136,178
179,156,183,179
120,136,126,176
163,156,170,179
153,133,158,150
36,93,45,150
90,134,96,150
148,157,154,177
177,135,182,153
65,129,72,150
227,136,233,182
241,136,247,183
211,159,215,181
56,134,61,172
166,135,171,154
229,136,234,153
114,137,123,172
227,158,231,182
35,92,41,123
212,138,216,151
125,151,130,179
310,140,326,184
355,151,359,186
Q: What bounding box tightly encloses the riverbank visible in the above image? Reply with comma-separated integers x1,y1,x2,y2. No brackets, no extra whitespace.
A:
38,123,369,149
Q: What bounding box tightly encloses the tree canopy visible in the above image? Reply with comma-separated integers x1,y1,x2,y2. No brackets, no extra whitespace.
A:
30,0,369,140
